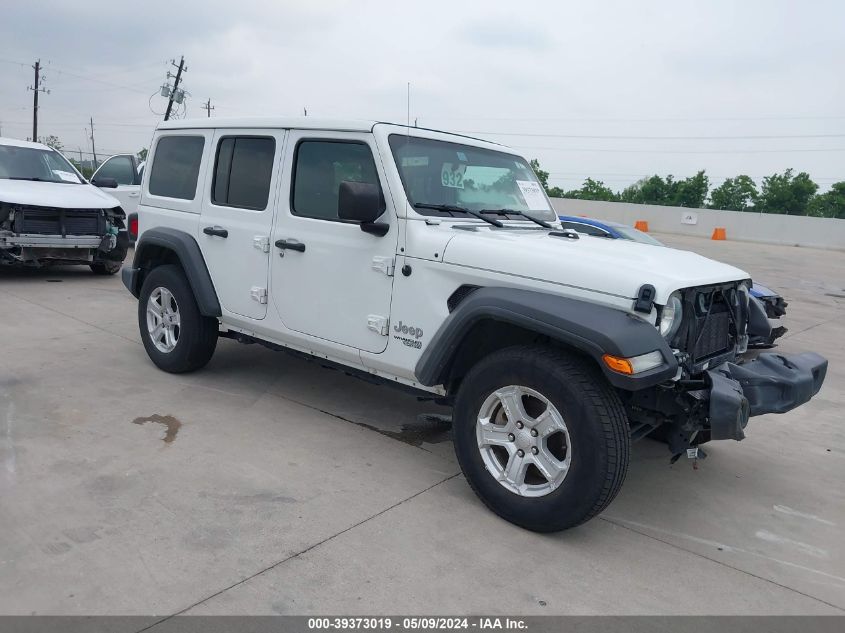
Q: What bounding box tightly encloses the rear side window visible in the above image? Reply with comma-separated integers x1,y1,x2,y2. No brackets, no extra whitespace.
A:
148,136,205,200
292,141,380,220
212,136,276,210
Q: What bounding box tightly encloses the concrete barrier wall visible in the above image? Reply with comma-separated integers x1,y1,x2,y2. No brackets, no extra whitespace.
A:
550,198,845,251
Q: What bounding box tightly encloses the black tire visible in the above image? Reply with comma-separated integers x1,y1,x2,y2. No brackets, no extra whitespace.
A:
138,264,218,373
90,260,122,275
453,345,630,532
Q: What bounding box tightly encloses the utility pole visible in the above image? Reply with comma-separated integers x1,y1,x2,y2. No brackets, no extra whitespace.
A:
164,56,186,121
201,98,214,118
28,59,49,141
89,117,98,168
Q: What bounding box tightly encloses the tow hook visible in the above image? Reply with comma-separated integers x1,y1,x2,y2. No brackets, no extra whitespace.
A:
670,445,708,468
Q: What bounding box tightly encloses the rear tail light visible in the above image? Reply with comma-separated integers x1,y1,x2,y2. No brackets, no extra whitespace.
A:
129,215,138,238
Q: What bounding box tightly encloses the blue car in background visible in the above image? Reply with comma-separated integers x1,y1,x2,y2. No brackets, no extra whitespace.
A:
558,215,788,346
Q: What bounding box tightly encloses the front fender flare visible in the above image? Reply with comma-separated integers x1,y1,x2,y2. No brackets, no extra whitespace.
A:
123,227,221,317
415,287,678,391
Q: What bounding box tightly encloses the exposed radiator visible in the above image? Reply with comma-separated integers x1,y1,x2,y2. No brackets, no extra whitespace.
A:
13,207,104,236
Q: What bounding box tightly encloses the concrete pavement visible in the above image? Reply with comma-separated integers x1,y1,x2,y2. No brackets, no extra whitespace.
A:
1,236,843,616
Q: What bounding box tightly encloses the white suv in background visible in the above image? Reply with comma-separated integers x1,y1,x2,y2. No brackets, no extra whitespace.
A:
0,137,130,273
91,153,144,239
122,117,827,532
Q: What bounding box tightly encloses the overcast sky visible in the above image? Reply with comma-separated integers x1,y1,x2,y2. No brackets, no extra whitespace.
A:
1,0,843,192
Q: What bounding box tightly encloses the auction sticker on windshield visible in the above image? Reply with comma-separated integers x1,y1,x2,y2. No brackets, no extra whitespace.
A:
516,180,550,210
52,170,79,183
441,162,466,189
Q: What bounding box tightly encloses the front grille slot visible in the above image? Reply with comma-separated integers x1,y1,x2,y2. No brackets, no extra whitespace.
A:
13,207,104,236
692,311,731,360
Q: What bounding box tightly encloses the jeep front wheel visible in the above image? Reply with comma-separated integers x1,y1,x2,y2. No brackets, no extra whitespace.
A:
453,346,630,532
138,264,218,373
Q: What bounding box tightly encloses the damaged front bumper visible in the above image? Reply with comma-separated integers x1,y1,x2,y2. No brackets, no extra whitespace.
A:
706,351,828,441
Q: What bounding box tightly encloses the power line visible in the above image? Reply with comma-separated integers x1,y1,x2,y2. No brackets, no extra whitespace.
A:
510,145,845,154
421,114,845,123
459,130,845,140
201,98,214,118
41,61,152,94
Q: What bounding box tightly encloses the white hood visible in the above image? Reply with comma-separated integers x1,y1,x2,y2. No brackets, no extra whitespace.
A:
0,179,121,210
441,227,749,304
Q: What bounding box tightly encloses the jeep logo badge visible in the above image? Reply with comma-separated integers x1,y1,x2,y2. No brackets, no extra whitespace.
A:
394,321,423,339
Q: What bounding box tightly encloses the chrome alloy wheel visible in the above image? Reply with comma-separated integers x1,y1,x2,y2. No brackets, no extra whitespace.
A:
146,286,181,353
476,385,572,497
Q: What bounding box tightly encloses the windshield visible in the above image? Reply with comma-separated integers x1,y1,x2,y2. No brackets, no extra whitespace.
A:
388,134,557,222
0,144,84,184
613,225,665,246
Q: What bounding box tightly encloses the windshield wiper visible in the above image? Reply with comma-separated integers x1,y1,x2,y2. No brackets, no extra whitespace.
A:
7,176,48,182
413,203,503,227
480,208,553,229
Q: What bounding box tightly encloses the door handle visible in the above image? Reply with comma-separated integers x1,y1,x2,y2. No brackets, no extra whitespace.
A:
203,226,228,238
275,239,305,253
128,192,140,198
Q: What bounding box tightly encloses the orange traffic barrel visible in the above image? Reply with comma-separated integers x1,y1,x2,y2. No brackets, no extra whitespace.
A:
634,220,649,232
712,227,727,240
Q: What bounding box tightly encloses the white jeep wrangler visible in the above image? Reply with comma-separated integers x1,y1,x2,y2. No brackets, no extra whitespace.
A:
123,118,827,532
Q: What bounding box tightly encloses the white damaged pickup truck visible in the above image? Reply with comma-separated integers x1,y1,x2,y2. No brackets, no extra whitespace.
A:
0,137,129,274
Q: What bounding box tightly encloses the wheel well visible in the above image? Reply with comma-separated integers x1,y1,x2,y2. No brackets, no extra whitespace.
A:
444,320,590,396
135,245,182,288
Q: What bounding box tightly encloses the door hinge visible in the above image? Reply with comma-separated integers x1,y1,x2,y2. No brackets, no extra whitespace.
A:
371,256,394,276
250,286,268,304
253,236,271,253
367,314,389,336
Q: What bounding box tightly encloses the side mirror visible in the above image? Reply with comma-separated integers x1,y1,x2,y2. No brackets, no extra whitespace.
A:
338,181,389,236
92,177,118,189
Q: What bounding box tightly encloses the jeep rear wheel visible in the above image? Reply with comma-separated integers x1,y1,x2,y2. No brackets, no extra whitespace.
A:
138,264,218,373
453,345,630,532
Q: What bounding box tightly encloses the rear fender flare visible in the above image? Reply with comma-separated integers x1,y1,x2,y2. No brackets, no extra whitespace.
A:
125,227,221,317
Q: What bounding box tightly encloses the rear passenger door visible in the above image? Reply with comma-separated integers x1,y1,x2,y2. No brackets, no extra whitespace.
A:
199,130,285,320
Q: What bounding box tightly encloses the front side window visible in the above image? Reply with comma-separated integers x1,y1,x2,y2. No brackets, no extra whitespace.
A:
212,136,276,210
388,135,556,222
148,135,205,200
0,144,83,184
95,155,135,185
292,141,381,220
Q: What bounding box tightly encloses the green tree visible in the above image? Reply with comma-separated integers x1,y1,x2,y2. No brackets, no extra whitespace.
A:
620,175,674,205
137,147,148,162
68,158,94,179
563,177,619,201
758,169,818,215
674,170,709,208
529,158,549,190
40,135,63,151
709,175,758,211
807,182,845,219
620,171,709,207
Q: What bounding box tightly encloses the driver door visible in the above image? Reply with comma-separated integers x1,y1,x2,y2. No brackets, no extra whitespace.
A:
270,131,397,354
